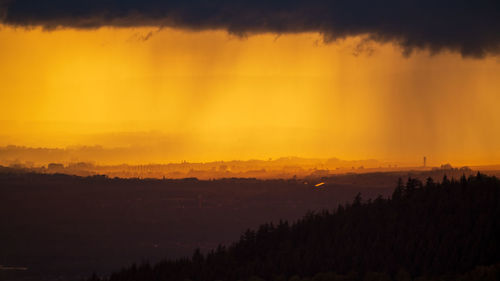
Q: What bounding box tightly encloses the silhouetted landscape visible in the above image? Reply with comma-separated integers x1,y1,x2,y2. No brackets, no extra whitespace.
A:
89,173,500,281
1,167,499,281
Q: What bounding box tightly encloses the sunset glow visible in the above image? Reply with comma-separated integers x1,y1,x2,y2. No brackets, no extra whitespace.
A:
1,26,499,165
1,2,500,281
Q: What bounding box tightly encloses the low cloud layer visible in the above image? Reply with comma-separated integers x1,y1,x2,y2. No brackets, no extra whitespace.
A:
1,0,499,57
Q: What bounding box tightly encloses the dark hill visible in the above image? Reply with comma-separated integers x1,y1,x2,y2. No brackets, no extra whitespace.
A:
98,174,500,281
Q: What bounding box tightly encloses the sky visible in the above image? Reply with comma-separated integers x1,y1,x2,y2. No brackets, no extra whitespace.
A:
0,1,499,166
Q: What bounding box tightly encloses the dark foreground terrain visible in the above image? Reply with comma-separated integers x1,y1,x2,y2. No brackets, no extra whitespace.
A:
88,174,500,281
0,168,483,281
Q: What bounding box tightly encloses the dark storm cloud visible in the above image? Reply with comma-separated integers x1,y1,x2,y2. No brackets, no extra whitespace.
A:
1,0,499,57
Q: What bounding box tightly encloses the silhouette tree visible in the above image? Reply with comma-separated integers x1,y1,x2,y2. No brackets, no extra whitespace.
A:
89,175,500,281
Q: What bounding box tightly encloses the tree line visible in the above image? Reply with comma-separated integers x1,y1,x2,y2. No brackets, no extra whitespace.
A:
87,173,500,281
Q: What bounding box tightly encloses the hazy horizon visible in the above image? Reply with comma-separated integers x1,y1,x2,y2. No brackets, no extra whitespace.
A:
1,125,500,167
1,142,495,168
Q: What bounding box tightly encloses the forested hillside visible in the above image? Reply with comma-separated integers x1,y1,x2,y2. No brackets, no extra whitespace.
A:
95,173,500,281
0,170,397,281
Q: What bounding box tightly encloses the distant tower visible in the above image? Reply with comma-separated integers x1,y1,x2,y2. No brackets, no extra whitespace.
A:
423,156,427,167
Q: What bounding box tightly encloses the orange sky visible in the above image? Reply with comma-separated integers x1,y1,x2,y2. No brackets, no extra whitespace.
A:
0,26,499,166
